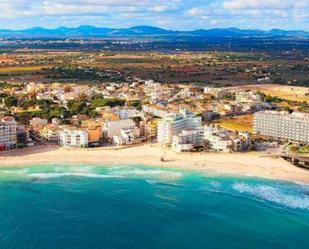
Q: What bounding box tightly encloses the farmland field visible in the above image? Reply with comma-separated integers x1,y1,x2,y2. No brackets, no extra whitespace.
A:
0,65,50,74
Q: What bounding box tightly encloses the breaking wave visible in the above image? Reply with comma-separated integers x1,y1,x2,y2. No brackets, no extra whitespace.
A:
28,172,122,179
107,168,183,180
0,166,183,181
232,182,309,210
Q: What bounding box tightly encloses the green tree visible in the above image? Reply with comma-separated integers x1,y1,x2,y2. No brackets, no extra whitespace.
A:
4,96,18,107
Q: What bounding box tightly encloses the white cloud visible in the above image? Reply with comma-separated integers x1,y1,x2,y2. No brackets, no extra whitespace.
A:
0,0,152,18
186,7,203,17
0,0,307,30
223,0,297,10
151,5,170,12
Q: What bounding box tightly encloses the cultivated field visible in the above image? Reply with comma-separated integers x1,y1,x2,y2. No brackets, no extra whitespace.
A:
0,65,50,74
238,84,309,103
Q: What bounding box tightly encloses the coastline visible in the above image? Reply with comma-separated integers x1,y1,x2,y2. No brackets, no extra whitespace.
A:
1,144,309,184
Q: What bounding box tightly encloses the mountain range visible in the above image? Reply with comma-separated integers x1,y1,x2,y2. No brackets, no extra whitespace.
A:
0,25,308,39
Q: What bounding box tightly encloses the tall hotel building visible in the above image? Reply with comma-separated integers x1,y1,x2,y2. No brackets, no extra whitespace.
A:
253,111,309,143
157,110,202,146
0,117,17,150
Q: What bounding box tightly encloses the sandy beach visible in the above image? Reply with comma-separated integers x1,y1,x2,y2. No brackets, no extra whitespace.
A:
1,144,309,183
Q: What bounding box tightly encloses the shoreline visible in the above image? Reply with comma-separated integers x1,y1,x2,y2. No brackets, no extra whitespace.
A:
1,144,309,184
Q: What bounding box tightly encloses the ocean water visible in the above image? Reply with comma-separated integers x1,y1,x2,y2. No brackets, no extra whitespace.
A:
0,164,308,249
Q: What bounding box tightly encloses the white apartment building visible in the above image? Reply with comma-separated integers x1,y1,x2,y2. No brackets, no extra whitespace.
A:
230,132,252,152
142,105,172,118
0,117,17,150
204,125,251,152
59,128,88,147
30,117,48,127
112,107,141,120
157,110,202,146
103,119,136,139
172,129,204,152
204,124,231,152
235,91,262,103
113,127,139,146
204,87,227,99
205,134,232,152
253,111,309,143
26,82,38,93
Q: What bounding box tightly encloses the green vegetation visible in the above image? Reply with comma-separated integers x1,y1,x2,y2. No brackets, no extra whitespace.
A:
222,92,236,100
298,101,309,112
90,95,125,108
0,66,48,74
47,66,125,82
4,96,18,107
258,92,284,103
65,96,125,118
130,100,142,111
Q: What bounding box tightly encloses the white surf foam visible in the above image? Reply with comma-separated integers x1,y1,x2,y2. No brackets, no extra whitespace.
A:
0,166,183,181
0,168,30,175
108,168,183,180
29,172,123,179
209,180,221,188
233,182,309,210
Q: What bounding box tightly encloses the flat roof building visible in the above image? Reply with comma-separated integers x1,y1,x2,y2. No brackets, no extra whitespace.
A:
253,111,309,144
0,117,17,150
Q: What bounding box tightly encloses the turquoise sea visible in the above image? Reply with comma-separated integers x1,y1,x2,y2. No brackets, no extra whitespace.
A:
0,164,309,249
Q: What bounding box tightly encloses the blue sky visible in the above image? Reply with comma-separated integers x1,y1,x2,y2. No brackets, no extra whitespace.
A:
0,0,308,30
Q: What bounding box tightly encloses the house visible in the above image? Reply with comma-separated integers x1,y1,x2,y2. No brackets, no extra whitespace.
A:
30,117,48,127
81,119,102,143
59,128,88,147
230,132,252,152
113,126,140,146
102,119,136,140
41,124,61,143
204,87,227,99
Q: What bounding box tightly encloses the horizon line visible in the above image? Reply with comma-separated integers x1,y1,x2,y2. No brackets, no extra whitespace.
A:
0,25,308,33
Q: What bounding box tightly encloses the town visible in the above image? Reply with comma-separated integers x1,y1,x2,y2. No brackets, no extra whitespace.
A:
1,77,308,163
1,1,309,248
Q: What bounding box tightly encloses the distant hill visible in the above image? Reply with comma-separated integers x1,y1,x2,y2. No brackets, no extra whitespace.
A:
0,25,308,39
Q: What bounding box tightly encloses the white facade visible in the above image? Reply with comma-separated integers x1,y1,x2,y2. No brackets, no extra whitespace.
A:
30,118,48,127
112,107,140,120
142,105,171,118
172,129,204,152
254,111,309,143
204,87,227,99
157,110,202,146
26,82,38,93
0,117,17,150
236,91,262,103
113,127,139,146
204,125,251,152
103,119,135,139
205,134,232,152
204,125,231,152
59,129,88,147
231,132,252,152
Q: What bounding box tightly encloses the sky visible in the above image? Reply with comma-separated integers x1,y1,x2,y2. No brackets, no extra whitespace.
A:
0,0,308,31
